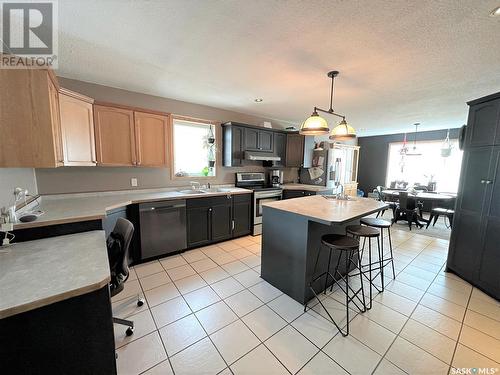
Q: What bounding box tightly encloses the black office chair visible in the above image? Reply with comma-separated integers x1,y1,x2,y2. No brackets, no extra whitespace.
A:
108,218,144,336
393,192,423,230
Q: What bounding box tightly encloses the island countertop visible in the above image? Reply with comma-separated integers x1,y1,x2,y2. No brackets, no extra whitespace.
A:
0,231,110,319
281,183,333,192
263,195,388,225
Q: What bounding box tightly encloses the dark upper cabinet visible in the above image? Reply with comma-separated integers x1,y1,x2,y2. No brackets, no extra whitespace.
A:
273,132,287,167
286,134,305,167
467,100,500,147
223,122,305,167
233,194,252,237
244,127,273,152
447,92,500,300
259,130,274,152
244,128,260,151
223,125,243,167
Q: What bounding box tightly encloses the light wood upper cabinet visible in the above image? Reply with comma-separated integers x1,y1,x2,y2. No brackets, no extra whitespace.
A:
0,68,63,167
59,89,96,166
134,111,169,167
94,105,136,166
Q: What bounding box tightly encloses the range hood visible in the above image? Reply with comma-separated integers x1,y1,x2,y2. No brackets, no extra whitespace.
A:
244,151,281,161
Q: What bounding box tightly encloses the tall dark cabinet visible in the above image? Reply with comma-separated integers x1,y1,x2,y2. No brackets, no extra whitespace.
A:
447,92,500,300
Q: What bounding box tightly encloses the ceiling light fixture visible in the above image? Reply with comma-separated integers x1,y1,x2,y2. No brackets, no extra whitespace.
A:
490,6,500,16
300,70,355,138
254,98,263,102
405,123,422,156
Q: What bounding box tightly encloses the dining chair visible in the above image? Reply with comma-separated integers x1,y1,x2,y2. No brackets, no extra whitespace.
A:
393,192,423,230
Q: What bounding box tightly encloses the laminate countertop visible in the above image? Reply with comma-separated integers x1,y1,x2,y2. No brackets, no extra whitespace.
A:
281,183,333,192
263,195,388,225
0,231,109,319
13,187,252,230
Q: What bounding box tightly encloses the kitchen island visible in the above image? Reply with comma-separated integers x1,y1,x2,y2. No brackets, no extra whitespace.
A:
261,195,387,304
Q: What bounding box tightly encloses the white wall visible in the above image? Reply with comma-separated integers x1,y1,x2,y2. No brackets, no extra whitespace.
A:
0,169,38,209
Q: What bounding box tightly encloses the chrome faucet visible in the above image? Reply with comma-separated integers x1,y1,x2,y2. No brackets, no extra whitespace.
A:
190,181,201,190
335,182,350,200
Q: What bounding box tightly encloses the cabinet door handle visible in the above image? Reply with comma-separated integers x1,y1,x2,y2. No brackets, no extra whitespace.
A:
485,180,493,185
232,220,235,231
480,180,486,184
209,208,212,212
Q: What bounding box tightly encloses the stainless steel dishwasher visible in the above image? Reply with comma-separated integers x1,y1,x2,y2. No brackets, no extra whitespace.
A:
139,200,187,259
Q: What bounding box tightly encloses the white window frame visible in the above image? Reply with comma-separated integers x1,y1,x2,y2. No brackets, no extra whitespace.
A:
170,115,218,180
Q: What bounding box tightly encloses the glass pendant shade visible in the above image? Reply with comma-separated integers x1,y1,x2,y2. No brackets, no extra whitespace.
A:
299,112,330,135
329,119,356,139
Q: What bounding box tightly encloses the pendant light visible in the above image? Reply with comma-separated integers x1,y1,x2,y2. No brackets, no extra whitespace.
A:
406,123,422,156
440,129,453,157
300,70,355,138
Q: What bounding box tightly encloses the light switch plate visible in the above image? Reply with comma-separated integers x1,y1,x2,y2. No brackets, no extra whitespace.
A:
131,178,138,187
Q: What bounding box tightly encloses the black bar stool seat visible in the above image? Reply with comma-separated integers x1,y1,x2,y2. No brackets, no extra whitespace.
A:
321,234,359,249
346,225,379,238
304,234,365,337
360,217,391,228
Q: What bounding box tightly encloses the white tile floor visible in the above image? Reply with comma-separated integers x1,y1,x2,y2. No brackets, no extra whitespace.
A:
112,229,500,375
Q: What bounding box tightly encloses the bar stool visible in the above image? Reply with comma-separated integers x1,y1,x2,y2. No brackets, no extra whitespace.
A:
360,217,396,290
304,234,366,337
346,225,382,310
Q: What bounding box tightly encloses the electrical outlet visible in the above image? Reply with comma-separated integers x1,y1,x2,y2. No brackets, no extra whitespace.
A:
131,178,138,187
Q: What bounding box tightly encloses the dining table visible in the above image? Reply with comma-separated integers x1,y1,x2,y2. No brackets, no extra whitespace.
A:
381,190,456,225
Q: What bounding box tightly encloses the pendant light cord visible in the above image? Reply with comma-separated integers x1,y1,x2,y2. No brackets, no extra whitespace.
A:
329,74,335,112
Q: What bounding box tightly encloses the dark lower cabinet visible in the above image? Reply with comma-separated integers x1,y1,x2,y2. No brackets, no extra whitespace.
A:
233,194,252,237
283,190,316,199
447,92,500,300
211,201,233,242
187,193,252,247
186,205,211,248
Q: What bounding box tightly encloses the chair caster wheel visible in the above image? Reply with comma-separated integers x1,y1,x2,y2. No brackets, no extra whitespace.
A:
137,299,144,307
126,327,134,336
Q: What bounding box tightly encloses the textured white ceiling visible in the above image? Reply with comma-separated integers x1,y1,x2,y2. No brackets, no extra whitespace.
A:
58,0,500,136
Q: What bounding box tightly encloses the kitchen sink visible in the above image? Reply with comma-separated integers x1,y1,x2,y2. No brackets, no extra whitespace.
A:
201,187,234,193
178,189,207,194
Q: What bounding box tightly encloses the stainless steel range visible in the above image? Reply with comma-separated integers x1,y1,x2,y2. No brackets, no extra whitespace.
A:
235,172,282,236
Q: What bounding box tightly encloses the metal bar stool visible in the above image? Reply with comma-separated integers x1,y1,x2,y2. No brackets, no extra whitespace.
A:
360,217,396,290
304,234,366,336
346,225,382,310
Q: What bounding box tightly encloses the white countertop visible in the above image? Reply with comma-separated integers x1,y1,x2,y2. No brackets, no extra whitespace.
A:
263,195,388,225
13,187,252,230
0,231,110,319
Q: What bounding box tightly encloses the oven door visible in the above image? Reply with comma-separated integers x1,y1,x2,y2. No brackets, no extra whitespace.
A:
254,191,282,224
